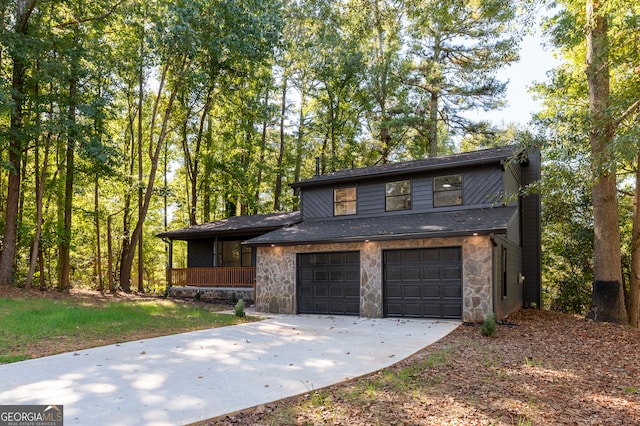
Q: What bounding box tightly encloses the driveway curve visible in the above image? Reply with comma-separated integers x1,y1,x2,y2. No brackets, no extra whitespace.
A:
0,314,459,425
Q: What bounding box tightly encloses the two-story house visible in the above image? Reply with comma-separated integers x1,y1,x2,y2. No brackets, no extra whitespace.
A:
159,145,541,322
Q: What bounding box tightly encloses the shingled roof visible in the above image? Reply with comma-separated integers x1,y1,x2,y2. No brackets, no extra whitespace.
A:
291,145,524,189
157,211,301,240
245,206,517,246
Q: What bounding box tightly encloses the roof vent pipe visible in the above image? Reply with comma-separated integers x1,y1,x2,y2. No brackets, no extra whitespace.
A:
315,157,320,177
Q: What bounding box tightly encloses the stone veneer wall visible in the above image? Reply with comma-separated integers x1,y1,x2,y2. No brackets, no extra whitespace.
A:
256,235,494,322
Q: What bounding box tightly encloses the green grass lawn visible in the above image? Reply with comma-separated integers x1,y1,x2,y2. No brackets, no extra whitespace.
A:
0,297,253,363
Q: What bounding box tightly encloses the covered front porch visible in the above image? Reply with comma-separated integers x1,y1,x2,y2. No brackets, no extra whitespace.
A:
169,266,256,290
157,212,302,302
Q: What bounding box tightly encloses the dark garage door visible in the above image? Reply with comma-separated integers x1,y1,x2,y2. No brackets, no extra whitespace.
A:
297,251,360,315
384,247,462,319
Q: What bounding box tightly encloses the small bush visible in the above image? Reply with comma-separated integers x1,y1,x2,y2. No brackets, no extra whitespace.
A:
194,290,201,301
234,299,246,317
231,292,238,304
481,312,496,336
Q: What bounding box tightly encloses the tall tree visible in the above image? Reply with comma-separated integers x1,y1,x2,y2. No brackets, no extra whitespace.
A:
536,0,640,324
404,0,523,157
0,0,37,286
584,0,627,323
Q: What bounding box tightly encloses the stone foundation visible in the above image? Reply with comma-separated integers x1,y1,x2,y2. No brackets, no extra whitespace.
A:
169,286,254,304
256,235,494,322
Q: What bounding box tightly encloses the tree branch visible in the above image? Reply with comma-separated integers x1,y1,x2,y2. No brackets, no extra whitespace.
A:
55,0,126,28
613,98,640,131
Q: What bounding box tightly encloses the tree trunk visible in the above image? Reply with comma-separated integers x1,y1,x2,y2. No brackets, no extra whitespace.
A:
137,46,144,293
120,62,183,289
629,151,640,328
95,174,104,292
292,80,307,205
428,90,438,158
118,91,137,292
274,79,287,211
58,69,77,292
0,0,33,285
25,132,51,289
585,0,627,324
255,88,269,214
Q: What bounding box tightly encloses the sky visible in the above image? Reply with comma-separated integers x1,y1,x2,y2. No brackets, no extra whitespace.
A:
466,27,561,128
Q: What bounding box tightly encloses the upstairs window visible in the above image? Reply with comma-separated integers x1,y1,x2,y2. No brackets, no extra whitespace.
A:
386,180,412,211
334,187,357,216
433,174,463,207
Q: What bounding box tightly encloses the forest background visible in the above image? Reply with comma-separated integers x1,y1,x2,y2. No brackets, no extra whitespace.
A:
0,0,639,322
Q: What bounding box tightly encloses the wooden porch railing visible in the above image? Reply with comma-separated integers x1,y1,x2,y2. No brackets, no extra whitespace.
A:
170,267,256,289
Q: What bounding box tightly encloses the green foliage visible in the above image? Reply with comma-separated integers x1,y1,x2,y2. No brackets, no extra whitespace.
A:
481,313,497,337
0,0,539,291
234,298,246,317
534,0,640,318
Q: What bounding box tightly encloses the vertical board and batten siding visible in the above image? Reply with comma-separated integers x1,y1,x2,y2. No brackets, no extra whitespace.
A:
300,165,505,221
493,234,523,319
187,239,214,267
520,150,542,308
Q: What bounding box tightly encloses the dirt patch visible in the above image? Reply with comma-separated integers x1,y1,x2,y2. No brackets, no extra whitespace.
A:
204,309,640,425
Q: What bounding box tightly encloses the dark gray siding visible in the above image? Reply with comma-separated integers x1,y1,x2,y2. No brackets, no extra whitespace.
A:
301,165,504,221
520,149,542,308
187,240,214,267
493,234,523,319
507,207,521,245
301,187,334,219
503,163,521,207
412,175,433,210
358,181,384,216
463,165,504,206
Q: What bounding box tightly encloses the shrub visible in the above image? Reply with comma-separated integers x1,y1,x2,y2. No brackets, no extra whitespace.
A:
234,299,246,317
481,312,496,337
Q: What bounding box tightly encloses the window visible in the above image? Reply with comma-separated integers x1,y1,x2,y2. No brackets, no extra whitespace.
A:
217,240,254,267
334,187,357,216
433,174,462,207
386,180,412,211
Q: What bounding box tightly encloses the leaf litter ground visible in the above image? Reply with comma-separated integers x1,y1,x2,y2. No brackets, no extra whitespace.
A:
204,309,640,426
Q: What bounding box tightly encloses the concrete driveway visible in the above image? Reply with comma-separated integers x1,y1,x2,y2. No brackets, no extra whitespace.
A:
0,314,459,425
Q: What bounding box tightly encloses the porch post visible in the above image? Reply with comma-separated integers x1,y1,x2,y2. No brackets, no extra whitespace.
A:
213,237,219,267
167,239,173,289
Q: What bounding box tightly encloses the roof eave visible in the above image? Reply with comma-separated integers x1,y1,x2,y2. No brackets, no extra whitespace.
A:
245,228,507,247
290,149,523,189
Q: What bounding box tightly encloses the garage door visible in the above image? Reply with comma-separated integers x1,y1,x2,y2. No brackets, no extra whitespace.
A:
297,251,360,315
384,247,462,319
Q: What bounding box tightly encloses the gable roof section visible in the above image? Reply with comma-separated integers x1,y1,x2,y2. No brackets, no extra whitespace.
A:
292,145,523,189
245,206,517,246
157,211,302,240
